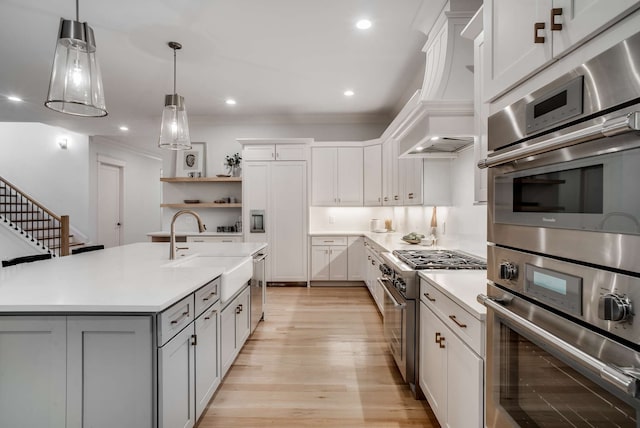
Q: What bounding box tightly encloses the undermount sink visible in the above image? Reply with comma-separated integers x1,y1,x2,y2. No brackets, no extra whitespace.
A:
167,255,253,303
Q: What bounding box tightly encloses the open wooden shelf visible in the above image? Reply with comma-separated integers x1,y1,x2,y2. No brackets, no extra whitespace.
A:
161,203,242,208
160,177,242,183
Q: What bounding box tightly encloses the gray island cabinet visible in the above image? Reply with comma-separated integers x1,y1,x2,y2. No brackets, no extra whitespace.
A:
0,242,262,428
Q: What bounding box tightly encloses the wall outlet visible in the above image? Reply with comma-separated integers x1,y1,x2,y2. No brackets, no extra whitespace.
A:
328,216,335,224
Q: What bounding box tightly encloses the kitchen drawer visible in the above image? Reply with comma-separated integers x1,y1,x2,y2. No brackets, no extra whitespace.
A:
194,277,220,317
157,294,195,346
187,236,242,243
420,279,483,356
311,236,348,246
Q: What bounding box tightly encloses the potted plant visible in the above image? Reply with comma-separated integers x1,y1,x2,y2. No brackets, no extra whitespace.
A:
225,153,242,177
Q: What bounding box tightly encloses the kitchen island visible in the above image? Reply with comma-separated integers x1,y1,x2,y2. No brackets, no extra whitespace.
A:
0,242,265,428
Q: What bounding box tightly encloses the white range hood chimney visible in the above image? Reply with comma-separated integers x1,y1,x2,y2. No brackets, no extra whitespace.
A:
387,0,480,158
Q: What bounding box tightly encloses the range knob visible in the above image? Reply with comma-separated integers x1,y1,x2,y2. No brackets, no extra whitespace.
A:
499,262,518,281
379,264,392,276
394,277,406,292
598,293,633,322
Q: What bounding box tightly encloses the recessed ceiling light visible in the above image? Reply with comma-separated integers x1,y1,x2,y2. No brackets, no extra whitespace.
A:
431,136,440,141
225,99,237,105
7,95,23,102
344,90,355,97
119,126,129,131
356,19,372,30
415,147,424,152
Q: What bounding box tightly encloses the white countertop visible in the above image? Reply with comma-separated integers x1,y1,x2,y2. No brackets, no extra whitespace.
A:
363,232,442,252
0,242,266,313
418,270,488,320
147,231,242,237
309,231,369,237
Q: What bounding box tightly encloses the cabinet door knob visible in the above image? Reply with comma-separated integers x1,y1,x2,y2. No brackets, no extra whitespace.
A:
534,22,545,43
550,8,563,31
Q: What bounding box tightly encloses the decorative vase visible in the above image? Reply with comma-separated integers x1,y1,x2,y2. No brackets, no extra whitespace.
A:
232,165,241,177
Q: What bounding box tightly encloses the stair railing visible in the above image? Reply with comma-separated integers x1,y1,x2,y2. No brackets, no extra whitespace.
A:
0,175,70,256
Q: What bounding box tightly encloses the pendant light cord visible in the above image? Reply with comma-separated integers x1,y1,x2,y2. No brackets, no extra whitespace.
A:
76,0,79,21
173,47,177,94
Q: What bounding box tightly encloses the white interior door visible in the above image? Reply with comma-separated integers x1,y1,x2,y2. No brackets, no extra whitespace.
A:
98,160,123,247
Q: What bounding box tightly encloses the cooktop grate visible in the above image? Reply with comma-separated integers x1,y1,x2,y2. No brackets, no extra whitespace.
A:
393,249,487,270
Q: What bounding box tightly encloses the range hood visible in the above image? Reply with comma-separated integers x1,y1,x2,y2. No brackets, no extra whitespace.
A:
384,1,479,158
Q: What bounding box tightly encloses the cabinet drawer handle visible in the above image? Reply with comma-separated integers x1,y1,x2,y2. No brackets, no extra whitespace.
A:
170,310,189,325
191,334,197,346
202,290,217,301
449,315,467,329
204,309,217,320
534,22,545,43
324,240,334,243
408,193,414,199
550,7,562,31
424,293,436,302
394,195,399,200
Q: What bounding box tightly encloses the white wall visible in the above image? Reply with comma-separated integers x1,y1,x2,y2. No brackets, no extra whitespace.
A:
0,122,90,236
0,224,46,261
89,137,163,244
440,146,487,257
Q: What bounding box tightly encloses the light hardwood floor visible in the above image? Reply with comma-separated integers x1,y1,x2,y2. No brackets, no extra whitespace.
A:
198,286,439,427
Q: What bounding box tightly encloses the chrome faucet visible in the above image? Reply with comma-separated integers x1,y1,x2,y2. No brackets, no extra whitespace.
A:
170,210,206,260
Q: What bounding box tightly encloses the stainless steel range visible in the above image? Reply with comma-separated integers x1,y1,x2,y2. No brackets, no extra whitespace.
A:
379,249,486,397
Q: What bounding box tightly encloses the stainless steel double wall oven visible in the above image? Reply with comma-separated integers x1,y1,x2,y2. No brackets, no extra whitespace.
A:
479,31,640,427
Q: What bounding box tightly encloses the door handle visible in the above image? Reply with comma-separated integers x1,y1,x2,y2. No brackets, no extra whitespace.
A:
534,22,545,43
550,8,563,31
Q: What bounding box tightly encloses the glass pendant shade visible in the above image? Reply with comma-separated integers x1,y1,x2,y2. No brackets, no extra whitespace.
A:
158,94,191,150
45,19,107,117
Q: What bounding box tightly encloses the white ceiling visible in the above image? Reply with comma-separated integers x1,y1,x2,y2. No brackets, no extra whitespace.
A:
0,0,438,139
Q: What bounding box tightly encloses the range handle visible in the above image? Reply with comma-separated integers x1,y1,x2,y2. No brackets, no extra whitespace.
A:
377,277,406,308
478,294,640,399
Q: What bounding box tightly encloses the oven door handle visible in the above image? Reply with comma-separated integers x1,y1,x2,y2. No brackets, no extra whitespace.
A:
377,278,406,308
478,294,640,398
478,111,640,169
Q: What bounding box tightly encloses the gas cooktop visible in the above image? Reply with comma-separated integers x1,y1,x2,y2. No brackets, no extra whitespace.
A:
393,249,487,270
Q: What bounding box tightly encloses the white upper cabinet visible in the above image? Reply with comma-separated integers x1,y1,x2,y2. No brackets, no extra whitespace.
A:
382,139,400,206
552,0,640,57
484,0,551,102
363,144,382,206
484,0,640,101
401,158,423,206
239,139,310,161
311,146,363,206
311,148,337,206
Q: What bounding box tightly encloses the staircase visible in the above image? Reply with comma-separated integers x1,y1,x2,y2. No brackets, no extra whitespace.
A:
0,176,74,256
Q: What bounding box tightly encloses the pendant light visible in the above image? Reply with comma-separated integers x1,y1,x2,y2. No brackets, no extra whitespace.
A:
44,0,107,117
158,41,191,150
